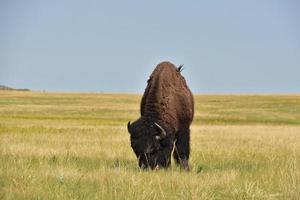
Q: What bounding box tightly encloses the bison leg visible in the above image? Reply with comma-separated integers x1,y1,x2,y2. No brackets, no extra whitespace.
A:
173,128,190,170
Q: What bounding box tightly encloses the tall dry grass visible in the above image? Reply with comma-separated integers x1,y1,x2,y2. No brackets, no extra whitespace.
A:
0,91,299,199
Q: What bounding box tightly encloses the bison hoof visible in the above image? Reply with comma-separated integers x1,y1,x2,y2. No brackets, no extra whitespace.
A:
180,160,190,171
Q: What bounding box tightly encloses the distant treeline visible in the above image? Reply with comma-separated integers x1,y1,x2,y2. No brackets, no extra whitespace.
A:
0,85,30,91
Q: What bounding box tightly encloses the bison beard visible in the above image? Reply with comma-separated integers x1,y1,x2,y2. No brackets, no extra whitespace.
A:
127,61,194,170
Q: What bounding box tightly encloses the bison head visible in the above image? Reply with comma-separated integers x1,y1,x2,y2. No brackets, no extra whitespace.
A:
127,119,174,169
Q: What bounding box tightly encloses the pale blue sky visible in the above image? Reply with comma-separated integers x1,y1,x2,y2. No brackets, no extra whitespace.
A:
1,0,299,93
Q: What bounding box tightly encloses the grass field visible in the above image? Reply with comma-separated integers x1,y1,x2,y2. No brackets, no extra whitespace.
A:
0,91,300,199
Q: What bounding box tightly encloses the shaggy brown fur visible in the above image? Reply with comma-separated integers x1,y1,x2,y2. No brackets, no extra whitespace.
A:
141,61,194,132
127,61,194,170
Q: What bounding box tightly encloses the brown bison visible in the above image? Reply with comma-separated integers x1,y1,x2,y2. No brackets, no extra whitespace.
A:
127,61,194,170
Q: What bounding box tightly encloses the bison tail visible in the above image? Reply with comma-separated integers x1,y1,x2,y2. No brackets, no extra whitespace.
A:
177,64,184,72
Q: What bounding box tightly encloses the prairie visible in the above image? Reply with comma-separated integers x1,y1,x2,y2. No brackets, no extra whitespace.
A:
0,91,299,199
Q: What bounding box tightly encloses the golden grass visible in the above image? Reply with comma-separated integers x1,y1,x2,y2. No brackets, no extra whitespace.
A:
0,91,300,199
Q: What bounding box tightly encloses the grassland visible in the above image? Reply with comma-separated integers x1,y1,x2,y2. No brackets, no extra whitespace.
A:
0,91,299,199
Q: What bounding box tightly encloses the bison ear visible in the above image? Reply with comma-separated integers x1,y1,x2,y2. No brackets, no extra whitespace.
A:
127,121,131,134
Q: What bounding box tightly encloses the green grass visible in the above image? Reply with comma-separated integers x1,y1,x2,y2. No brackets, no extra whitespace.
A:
0,91,299,199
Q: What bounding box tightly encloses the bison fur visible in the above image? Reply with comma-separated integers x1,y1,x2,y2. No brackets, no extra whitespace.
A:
127,61,194,170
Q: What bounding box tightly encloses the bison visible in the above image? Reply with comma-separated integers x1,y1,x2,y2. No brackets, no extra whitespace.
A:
127,61,194,170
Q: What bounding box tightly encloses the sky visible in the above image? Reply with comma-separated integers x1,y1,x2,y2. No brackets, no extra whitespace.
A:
0,0,299,93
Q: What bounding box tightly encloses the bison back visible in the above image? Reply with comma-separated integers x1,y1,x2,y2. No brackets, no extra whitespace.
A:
141,61,194,131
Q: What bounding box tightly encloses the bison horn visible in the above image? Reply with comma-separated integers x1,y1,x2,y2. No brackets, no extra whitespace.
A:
127,121,131,134
154,122,166,139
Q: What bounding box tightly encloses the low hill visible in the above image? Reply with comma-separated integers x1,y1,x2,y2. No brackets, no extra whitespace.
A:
0,85,30,91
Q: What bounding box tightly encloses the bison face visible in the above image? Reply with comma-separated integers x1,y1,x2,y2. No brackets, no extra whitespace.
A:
127,121,174,169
